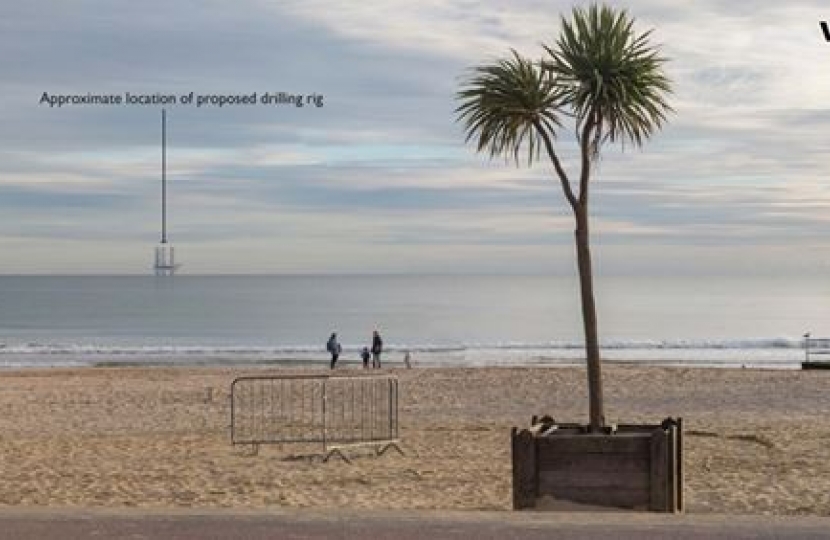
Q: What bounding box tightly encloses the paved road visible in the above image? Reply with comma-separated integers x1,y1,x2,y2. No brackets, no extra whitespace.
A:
0,508,827,539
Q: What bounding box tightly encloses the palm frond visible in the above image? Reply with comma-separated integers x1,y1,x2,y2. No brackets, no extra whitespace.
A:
455,51,561,166
542,3,673,155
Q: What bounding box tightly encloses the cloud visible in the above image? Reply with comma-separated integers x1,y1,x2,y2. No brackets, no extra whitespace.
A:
0,0,828,274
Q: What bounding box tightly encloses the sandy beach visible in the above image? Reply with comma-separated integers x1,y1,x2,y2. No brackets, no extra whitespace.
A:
0,364,829,515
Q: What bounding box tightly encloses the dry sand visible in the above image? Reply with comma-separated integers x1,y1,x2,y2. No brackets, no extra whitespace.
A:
0,365,829,515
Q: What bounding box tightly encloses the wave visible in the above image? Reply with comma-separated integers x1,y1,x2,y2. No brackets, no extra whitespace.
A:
469,337,802,351
0,337,806,356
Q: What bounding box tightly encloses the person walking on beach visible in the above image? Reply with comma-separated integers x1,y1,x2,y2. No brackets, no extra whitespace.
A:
371,330,383,369
327,332,342,369
361,346,371,369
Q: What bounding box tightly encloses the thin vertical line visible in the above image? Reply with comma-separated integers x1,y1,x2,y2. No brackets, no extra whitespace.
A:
161,108,167,244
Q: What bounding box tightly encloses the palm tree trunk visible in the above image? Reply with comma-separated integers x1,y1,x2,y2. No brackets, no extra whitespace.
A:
574,205,604,430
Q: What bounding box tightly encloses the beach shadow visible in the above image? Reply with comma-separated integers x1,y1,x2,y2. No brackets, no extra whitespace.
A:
687,429,776,449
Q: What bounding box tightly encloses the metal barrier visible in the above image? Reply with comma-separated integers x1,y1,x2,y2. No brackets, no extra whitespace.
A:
230,374,401,461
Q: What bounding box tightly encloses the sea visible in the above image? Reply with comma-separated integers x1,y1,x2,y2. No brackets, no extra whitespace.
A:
0,274,826,370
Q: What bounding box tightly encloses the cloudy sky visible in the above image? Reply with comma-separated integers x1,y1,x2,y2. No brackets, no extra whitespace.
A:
1,0,828,275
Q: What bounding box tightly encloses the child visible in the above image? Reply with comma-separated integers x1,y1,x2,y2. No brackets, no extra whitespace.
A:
361,346,371,369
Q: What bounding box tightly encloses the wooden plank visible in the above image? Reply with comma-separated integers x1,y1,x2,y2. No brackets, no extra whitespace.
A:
538,452,649,474
667,423,677,512
650,428,668,511
537,433,651,455
539,469,649,491
537,486,650,509
511,428,537,509
616,424,661,433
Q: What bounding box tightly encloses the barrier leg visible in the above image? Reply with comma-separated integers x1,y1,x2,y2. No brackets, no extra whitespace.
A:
323,447,352,464
376,442,404,457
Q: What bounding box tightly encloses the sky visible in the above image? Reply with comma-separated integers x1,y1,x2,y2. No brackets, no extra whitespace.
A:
0,0,828,276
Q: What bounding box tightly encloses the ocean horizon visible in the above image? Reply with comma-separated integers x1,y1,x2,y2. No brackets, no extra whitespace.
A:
0,274,825,370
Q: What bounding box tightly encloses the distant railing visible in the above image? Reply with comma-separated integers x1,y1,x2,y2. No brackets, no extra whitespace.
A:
230,374,401,462
804,333,830,363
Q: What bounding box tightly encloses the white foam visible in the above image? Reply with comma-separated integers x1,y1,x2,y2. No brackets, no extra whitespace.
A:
0,337,808,369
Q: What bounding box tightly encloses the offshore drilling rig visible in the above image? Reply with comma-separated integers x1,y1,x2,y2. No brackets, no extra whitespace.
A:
153,109,180,276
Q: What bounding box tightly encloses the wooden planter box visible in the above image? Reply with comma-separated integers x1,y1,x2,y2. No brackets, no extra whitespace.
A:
512,417,683,512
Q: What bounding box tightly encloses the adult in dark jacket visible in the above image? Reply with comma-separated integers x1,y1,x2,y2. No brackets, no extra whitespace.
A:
327,332,342,369
371,330,383,369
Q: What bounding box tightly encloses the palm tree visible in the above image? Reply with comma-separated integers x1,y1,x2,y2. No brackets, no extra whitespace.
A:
456,4,672,430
